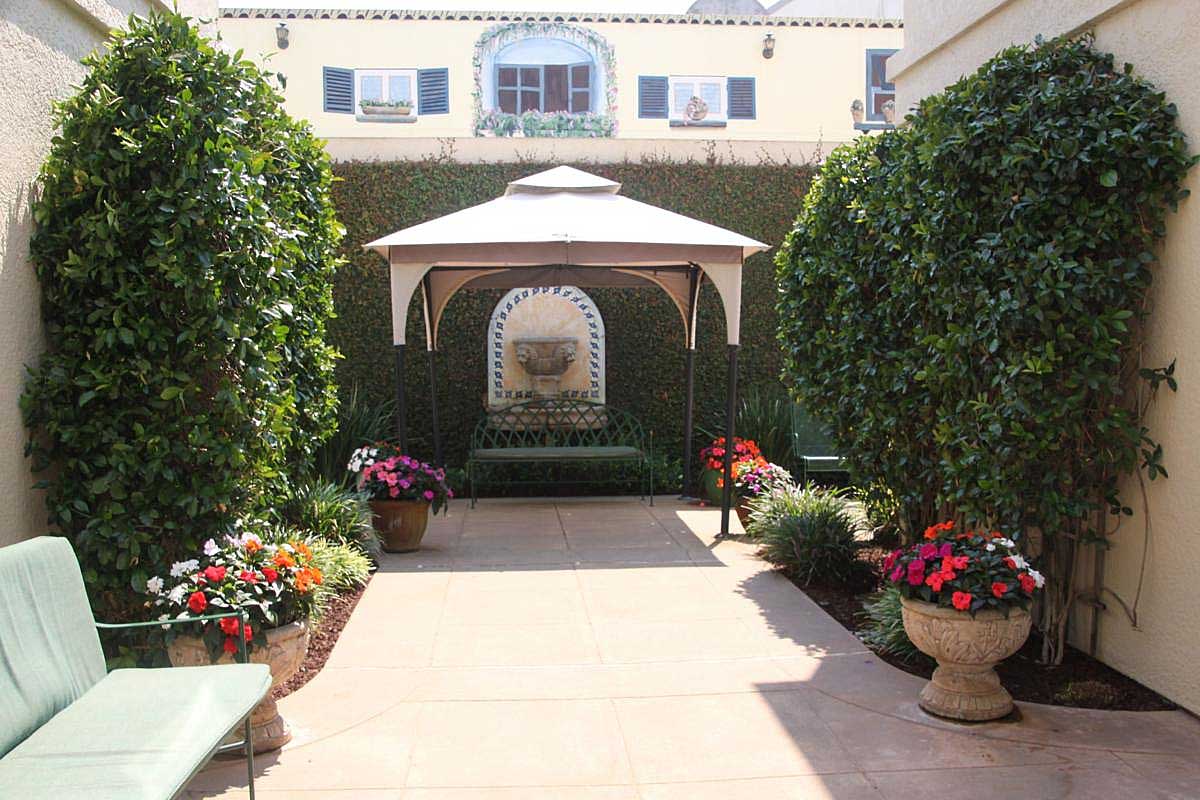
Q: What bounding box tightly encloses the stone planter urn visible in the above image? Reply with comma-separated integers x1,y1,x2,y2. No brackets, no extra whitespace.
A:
900,596,1031,721
371,499,431,553
168,620,309,753
851,99,865,125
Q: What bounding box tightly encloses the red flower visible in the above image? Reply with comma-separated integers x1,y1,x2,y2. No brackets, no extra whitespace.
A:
883,549,901,572
1018,573,1037,594
906,559,927,586
239,569,257,583
223,636,239,655
218,617,240,636
952,591,973,611
950,555,969,570
991,582,1009,599
262,567,279,582
242,623,253,641
203,565,227,583
925,571,945,592
1003,557,1017,570
187,591,207,614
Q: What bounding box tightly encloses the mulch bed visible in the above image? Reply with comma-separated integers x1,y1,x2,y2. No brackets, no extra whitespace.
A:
273,579,370,700
794,547,1178,712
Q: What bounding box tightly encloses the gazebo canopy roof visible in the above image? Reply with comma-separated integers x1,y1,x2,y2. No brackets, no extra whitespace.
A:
364,166,769,348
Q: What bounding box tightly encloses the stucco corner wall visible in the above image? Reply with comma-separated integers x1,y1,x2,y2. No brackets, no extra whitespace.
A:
892,0,1200,714
0,0,186,549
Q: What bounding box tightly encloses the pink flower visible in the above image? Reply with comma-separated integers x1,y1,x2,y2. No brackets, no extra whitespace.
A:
389,486,399,498
423,490,435,501
883,549,901,572
918,543,938,560
906,559,926,586
938,542,953,558
399,479,411,490
889,564,904,582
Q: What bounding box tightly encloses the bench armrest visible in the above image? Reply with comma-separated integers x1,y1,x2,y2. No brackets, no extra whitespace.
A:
96,608,250,661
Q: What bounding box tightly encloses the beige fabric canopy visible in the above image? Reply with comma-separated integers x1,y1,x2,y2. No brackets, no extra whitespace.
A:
364,166,768,349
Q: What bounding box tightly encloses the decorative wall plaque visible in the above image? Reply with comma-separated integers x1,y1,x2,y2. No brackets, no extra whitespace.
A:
486,286,605,409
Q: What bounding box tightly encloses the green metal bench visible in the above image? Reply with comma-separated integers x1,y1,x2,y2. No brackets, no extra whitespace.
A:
467,398,652,506
0,536,270,800
791,404,847,483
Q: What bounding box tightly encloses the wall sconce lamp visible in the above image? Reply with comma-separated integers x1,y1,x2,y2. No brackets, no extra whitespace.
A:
762,32,775,59
276,22,290,50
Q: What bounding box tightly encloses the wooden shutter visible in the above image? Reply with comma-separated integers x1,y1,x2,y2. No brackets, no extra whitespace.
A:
322,67,354,114
417,68,450,115
727,77,755,120
638,75,668,119
544,65,569,112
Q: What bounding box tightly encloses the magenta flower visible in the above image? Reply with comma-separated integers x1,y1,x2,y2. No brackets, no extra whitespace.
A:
889,564,904,582
907,559,926,586
423,490,435,501
919,542,938,560
938,542,953,558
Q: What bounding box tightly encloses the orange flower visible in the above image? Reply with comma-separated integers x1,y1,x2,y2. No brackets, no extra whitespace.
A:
294,571,312,593
273,550,296,569
244,539,262,554
292,541,312,561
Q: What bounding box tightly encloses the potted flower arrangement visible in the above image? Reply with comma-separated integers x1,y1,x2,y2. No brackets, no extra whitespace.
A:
885,521,1044,721
360,99,413,116
348,443,453,552
698,436,763,505
732,459,792,523
151,526,323,751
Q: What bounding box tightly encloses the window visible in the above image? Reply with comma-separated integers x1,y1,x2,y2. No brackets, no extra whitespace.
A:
491,37,595,115
355,68,416,110
866,49,898,122
668,75,726,122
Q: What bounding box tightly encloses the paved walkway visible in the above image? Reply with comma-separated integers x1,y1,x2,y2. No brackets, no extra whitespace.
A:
188,498,1200,799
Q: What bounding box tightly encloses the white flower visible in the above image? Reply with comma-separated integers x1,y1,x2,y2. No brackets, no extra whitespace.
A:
1030,569,1045,588
985,543,996,552
158,613,172,631
170,559,199,578
145,575,164,595
997,537,1016,549
1009,554,1028,570
168,584,188,605
240,531,263,548
203,538,220,557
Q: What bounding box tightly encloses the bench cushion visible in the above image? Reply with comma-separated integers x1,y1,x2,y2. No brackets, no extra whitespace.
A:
0,537,106,758
472,446,643,462
0,664,270,800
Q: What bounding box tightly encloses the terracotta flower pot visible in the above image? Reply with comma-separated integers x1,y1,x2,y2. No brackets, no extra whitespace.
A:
370,499,431,553
168,620,309,752
900,597,1031,721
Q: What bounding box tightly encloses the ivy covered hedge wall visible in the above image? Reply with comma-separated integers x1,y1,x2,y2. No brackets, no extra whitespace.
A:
330,159,814,467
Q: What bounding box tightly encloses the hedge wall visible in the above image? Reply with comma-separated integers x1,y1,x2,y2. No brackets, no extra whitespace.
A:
330,159,815,467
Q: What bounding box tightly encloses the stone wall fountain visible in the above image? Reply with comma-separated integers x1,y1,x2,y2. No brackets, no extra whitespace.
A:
514,335,578,399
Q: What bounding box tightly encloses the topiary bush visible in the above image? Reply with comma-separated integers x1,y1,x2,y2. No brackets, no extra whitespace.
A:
22,11,343,617
776,35,1194,662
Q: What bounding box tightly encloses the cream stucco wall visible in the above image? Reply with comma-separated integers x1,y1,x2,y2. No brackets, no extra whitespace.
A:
892,0,1200,714
215,15,902,149
0,0,219,548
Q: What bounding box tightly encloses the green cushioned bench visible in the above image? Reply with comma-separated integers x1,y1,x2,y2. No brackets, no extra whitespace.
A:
467,399,652,505
0,537,270,800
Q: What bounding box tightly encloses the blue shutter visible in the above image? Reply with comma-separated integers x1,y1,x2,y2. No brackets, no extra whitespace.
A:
638,75,668,119
727,77,755,120
323,66,354,114
417,68,450,115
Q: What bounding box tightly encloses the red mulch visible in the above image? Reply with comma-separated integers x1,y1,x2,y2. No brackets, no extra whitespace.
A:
794,547,1177,712
273,579,370,700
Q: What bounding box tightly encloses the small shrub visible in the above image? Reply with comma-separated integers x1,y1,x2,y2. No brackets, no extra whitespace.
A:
746,480,837,538
755,485,860,586
859,586,925,663
275,480,377,551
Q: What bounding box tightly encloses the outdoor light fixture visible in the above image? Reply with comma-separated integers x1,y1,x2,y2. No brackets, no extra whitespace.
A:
276,22,289,49
762,32,775,59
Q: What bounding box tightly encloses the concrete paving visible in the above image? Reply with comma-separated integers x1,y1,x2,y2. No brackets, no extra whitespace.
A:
187,497,1200,799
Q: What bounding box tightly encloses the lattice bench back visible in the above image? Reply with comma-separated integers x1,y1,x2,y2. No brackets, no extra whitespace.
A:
472,399,646,451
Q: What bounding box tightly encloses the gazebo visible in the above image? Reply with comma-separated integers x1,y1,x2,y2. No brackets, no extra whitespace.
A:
365,166,768,534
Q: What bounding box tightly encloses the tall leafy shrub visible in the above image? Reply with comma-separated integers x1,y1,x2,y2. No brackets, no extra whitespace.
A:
22,12,343,615
776,36,1193,662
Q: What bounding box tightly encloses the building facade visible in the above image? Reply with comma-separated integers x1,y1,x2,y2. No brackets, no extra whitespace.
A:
892,0,1200,715
215,6,902,161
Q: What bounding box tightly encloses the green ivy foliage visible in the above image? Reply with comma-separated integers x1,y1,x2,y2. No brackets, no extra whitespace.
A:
777,37,1193,543
22,12,343,616
331,157,814,468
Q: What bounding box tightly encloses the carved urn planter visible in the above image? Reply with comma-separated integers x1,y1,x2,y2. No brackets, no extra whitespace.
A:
900,597,1031,721
168,621,309,753
371,499,431,553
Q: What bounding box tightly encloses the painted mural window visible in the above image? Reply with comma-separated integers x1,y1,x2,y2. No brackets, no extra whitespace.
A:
473,22,616,137
357,69,415,108
669,75,726,123
866,49,898,122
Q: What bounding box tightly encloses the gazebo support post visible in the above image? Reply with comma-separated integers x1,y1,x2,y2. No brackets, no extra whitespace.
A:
720,344,739,536
681,347,696,498
680,266,700,499
427,346,443,466
393,344,408,452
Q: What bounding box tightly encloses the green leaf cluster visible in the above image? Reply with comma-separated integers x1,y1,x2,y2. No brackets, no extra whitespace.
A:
22,11,344,617
776,36,1193,541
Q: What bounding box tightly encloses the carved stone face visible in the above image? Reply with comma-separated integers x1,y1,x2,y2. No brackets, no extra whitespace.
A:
515,342,535,364
557,342,577,365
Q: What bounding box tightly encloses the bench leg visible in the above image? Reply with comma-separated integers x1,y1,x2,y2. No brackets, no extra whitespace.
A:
246,714,255,800
469,462,477,509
